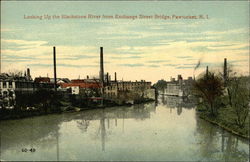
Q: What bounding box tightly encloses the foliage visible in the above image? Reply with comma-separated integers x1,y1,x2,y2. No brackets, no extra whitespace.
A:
193,72,224,116
153,79,168,91
227,76,250,128
7,70,23,77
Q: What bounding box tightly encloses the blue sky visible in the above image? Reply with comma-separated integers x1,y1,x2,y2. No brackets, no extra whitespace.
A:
1,1,249,83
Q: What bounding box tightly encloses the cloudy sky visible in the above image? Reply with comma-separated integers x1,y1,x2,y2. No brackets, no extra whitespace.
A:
1,1,249,83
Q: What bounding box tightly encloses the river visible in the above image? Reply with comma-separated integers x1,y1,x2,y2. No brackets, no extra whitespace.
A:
0,96,249,161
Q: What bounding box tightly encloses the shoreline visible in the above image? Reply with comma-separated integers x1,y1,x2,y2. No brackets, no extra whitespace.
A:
197,111,250,140
0,99,155,121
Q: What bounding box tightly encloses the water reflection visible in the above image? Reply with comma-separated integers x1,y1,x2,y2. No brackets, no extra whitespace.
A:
196,118,249,161
160,95,195,115
0,114,61,161
0,98,249,161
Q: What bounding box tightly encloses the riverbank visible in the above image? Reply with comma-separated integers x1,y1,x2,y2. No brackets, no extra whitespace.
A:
0,99,155,120
196,107,249,139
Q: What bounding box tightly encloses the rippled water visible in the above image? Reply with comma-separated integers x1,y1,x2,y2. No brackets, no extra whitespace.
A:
0,96,249,161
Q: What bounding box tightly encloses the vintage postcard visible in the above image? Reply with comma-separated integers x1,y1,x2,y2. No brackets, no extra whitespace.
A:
0,1,249,161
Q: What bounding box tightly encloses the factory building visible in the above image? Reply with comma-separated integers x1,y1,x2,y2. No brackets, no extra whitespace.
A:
98,47,155,101
163,75,193,97
0,69,55,109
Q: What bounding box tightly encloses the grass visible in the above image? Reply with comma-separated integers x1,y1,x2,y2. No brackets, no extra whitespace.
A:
197,106,249,139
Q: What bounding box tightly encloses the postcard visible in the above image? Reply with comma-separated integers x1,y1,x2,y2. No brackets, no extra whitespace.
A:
0,1,249,161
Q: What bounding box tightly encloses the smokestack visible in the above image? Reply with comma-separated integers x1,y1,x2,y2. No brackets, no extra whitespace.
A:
115,72,117,82
87,75,89,79
53,46,57,91
224,58,227,82
99,47,104,84
106,72,109,85
27,68,31,80
206,66,209,78
177,74,182,81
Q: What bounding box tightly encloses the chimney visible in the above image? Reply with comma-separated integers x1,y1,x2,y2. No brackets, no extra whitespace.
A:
53,46,57,91
178,75,183,86
27,68,30,80
206,66,209,78
224,58,227,82
177,74,182,81
99,47,104,85
114,72,117,82
87,75,89,79
106,72,109,85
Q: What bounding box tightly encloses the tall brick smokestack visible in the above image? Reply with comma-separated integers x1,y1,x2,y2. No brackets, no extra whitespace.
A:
27,68,31,80
224,58,227,82
53,46,57,91
99,47,104,85
115,72,117,82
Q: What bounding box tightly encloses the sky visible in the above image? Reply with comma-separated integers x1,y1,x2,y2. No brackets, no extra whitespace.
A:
1,1,249,83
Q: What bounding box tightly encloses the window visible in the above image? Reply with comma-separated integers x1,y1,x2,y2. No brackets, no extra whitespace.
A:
3,82,6,88
9,82,13,88
15,82,19,88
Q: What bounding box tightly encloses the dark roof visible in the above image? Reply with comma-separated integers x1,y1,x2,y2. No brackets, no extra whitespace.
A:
0,73,30,82
34,77,50,83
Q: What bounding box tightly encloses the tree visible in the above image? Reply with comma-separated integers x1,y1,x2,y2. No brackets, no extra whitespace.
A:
227,76,249,128
219,63,236,107
153,79,168,93
7,70,23,77
220,63,249,128
193,72,224,116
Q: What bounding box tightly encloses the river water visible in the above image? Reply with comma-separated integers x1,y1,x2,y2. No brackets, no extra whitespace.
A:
0,96,249,161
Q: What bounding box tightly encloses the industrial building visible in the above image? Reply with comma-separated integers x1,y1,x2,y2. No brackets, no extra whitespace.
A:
98,47,156,101
57,47,156,102
163,75,194,97
0,68,55,109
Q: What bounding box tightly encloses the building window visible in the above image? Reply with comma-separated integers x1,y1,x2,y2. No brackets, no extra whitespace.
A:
3,82,7,88
15,82,19,88
9,82,13,88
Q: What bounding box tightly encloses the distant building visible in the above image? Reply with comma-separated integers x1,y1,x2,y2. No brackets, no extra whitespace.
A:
59,80,101,95
50,78,70,84
163,75,194,97
95,47,155,101
34,77,70,84
34,77,50,83
104,80,155,100
0,70,55,108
